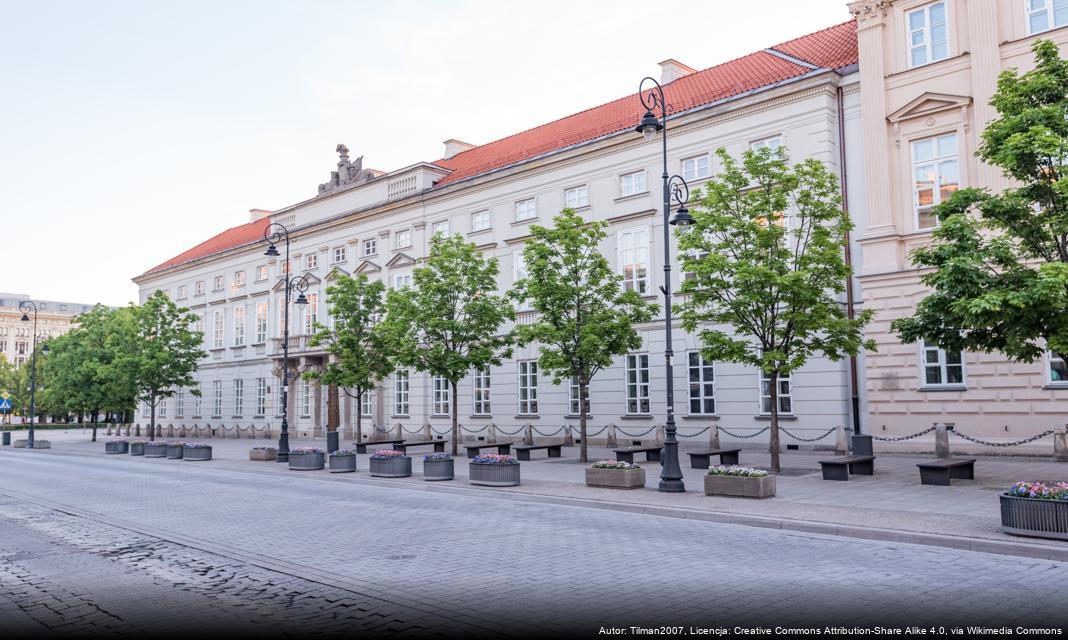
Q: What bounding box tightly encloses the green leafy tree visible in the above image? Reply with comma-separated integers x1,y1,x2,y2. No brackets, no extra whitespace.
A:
122,291,205,441
893,41,1068,369
383,234,514,455
514,209,657,462
307,274,397,443
678,147,873,472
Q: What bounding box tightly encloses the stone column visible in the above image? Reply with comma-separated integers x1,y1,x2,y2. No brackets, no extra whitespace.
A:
342,392,353,439
935,422,951,459
606,424,618,449
563,424,573,447
967,0,1005,191
487,423,497,444
523,424,533,445
1054,426,1068,463
708,424,720,450
834,425,849,455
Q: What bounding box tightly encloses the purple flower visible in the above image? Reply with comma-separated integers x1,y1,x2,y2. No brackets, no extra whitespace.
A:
370,449,408,459
471,453,518,465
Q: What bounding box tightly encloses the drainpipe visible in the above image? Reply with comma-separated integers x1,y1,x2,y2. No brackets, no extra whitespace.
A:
837,85,862,436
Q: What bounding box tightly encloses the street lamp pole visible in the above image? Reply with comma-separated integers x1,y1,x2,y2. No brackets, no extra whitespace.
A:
19,301,45,449
264,223,309,463
635,77,695,493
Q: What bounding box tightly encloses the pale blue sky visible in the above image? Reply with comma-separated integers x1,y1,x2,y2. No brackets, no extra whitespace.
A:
0,1,849,306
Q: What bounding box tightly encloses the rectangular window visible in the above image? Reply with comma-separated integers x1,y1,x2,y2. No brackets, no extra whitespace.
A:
394,229,411,248
620,171,647,197
213,380,222,417
688,352,716,414
195,281,205,296
361,391,374,417
907,1,948,68
473,368,491,415
518,361,539,414
394,370,410,415
256,378,267,415
333,246,346,264
303,293,318,334
234,271,246,287
213,275,224,291
432,375,450,416
1050,350,1068,384
363,238,377,256
212,310,224,349
513,253,533,312
256,265,268,281
393,274,412,289
760,371,792,414
305,254,318,270
569,376,590,416
471,210,491,232
618,228,650,294
515,198,537,221
177,285,188,299
432,220,449,237
564,185,589,208
159,398,167,418
255,302,268,343
300,379,310,416
233,379,244,416
625,354,650,414
912,133,959,230
233,306,245,346
176,390,184,417
922,341,965,387
1029,0,1068,34
750,136,782,152
194,386,202,416
682,154,710,181
280,261,290,276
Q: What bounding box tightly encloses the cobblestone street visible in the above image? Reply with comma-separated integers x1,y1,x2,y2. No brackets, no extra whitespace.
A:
1,448,1067,636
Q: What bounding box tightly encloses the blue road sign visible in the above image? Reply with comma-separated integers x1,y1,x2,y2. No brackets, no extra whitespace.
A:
0,398,11,412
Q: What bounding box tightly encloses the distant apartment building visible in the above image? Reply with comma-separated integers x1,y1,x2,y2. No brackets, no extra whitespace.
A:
0,293,98,366
131,21,867,444
849,0,1068,441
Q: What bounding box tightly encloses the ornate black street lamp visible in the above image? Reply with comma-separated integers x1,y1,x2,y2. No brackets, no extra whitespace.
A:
19,301,49,449
264,223,309,463
636,76,695,493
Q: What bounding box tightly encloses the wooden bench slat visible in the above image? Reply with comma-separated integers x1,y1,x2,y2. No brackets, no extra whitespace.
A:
917,458,976,486
818,455,876,481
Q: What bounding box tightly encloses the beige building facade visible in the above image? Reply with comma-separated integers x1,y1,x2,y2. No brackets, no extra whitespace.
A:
0,293,97,367
849,0,1068,443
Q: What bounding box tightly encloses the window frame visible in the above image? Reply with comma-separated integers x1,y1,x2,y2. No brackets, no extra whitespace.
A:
681,154,710,182
431,220,450,237
256,378,267,416
393,370,410,416
213,380,223,417
234,270,246,287
617,227,650,295
471,210,492,232
1027,0,1068,34
687,352,716,415
905,1,950,69
332,246,347,264
517,360,539,415
232,305,246,347
305,253,318,271
213,275,224,291
625,353,651,415
256,265,268,281
212,310,224,349
177,285,188,299
473,368,492,415
619,170,648,197
432,375,451,416
1048,349,1068,386
910,132,960,232
233,378,244,416
759,369,793,415
568,375,590,416
564,185,589,209
255,302,268,344
919,340,967,389
394,229,412,249
515,198,537,222
363,238,377,256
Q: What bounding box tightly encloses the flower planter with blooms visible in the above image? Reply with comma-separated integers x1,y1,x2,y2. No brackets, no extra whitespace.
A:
585,460,645,490
165,441,185,459
105,440,129,455
469,454,520,487
143,441,168,458
129,440,147,456
329,449,358,473
1001,481,1068,541
704,466,776,498
369,450,412,478
289,447,325,471
422,453,454,482
182,443,213,461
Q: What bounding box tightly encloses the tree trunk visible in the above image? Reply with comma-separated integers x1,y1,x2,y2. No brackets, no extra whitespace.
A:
327,384,339,432
149,393,156,442
768,371,781,473
355,388,363,444
91,410,98,443
579,373,589,463
450,380,459,456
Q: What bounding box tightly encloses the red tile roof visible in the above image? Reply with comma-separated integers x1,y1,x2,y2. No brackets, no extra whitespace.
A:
139,20,857,279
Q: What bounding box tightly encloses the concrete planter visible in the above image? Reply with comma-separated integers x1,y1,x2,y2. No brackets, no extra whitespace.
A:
130,442,146,456
105,441,129,454
13,439,27,448
249,447,277,461
289,452,325,471
1001,494,1068,541
183,446,212,461
422,458,454,481
329,452,357,473
165,445,184,459
704,474,776,498
32,440,51,449
469,462,520,487
370,456,412,478
144,442,167,458
585,467,646,490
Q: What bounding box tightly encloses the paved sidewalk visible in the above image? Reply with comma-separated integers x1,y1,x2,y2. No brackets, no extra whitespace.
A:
7,427,1068,558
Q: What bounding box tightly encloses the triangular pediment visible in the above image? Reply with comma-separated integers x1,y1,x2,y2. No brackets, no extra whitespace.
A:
354,260,381,274
324,266,350,281
271,271,322,292
385,252,417,268
887,92,972,123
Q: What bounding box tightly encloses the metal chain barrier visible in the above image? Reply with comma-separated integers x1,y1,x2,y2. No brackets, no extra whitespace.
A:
950,428,1056,447
494,425,527,436
676,426,711,438
460,424,490,434
779,427,836,442
615,426,658,438
531,426,564,437
869,426,936,442
718,427,770,439
430,425,452,436
582,426,608,437
400,425,423,434
374,425,393,433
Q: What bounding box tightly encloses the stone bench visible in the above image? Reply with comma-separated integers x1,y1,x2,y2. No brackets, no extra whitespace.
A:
513,443,563,461
917,458,976,486
686,448,742,469
464,443,512,458
818,455,876,481
613,446,662,464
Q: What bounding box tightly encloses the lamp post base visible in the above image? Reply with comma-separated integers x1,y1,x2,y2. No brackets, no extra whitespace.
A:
658,479,685,493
